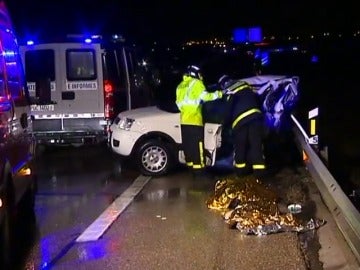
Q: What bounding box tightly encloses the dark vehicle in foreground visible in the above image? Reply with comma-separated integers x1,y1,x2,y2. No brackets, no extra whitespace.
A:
0,1,37,268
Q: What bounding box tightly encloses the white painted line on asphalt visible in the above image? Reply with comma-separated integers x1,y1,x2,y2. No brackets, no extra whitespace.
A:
76,175,151,242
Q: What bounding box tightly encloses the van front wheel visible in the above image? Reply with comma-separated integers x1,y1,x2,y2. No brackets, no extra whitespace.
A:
135,140,174,176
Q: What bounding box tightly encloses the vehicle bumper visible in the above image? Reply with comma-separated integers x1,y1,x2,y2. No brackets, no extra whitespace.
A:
110,129,142,156
33,130,107,146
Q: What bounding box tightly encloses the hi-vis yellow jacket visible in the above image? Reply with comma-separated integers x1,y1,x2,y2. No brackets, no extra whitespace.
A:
176,75,222,126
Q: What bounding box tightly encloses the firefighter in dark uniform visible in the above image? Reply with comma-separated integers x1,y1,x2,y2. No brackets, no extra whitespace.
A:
176,65,223,178
218,75,267,178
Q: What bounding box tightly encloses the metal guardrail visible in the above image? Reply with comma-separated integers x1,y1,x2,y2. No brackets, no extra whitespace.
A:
291,114,360,263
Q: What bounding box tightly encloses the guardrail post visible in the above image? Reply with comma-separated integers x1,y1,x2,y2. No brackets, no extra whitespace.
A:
308,107,319,149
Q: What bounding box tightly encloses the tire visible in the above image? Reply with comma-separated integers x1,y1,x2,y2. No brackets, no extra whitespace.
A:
135,139,175,176
0,176,15,269
111,154,124,177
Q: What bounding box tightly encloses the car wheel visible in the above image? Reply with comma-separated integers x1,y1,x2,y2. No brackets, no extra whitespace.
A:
135,139,175,176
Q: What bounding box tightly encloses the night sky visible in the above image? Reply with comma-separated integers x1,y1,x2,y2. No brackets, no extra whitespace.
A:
6,0,360,44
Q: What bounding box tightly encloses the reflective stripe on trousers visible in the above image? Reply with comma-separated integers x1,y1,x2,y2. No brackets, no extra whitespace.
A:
192,141,204,169
234,163,266,169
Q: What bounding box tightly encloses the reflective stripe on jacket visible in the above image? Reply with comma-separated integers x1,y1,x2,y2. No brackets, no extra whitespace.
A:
228,81,263,129
176,75,222,125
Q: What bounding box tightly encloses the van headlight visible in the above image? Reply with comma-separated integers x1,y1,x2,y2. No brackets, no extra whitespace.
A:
117,117,135,130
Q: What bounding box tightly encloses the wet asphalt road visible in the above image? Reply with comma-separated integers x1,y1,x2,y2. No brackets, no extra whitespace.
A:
15,145,137,269
11,144,359,270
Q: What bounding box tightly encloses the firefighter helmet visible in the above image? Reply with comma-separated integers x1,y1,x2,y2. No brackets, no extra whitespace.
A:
218,74,233,90
186,65,202,80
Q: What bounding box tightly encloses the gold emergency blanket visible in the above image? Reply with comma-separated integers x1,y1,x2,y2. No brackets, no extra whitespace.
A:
207,176,325,235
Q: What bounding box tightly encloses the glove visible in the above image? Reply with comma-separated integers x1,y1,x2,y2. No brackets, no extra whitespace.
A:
222,88,230,95
221,89,232,101
222,88,234,96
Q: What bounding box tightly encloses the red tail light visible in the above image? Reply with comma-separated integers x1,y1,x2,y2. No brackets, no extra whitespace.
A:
104,79,115,119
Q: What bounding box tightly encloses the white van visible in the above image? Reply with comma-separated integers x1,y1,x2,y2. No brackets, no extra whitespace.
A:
19,36,154,146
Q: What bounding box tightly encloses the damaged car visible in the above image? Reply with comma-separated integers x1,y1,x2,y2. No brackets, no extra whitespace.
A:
109,75,299,176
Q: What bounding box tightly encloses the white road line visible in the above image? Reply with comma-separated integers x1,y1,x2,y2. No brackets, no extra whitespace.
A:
76,175,151,242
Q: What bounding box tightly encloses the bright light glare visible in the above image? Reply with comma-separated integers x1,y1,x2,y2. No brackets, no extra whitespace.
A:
19,167,32,176
311,55,319,63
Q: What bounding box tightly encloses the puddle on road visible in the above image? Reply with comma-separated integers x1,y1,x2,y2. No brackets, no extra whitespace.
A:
135,187,185,202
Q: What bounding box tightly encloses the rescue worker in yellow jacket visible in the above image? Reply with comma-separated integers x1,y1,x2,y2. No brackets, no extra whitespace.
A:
176,65,223,178
218,75,267,178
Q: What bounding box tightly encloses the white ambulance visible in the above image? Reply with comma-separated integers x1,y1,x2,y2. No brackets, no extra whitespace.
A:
19,35,154,146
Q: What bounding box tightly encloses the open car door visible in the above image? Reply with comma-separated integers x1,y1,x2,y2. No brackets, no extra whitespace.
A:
177,123,222,167
204,123,223,166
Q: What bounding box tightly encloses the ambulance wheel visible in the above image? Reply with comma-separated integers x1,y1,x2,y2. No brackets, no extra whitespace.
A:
135,139,174,176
